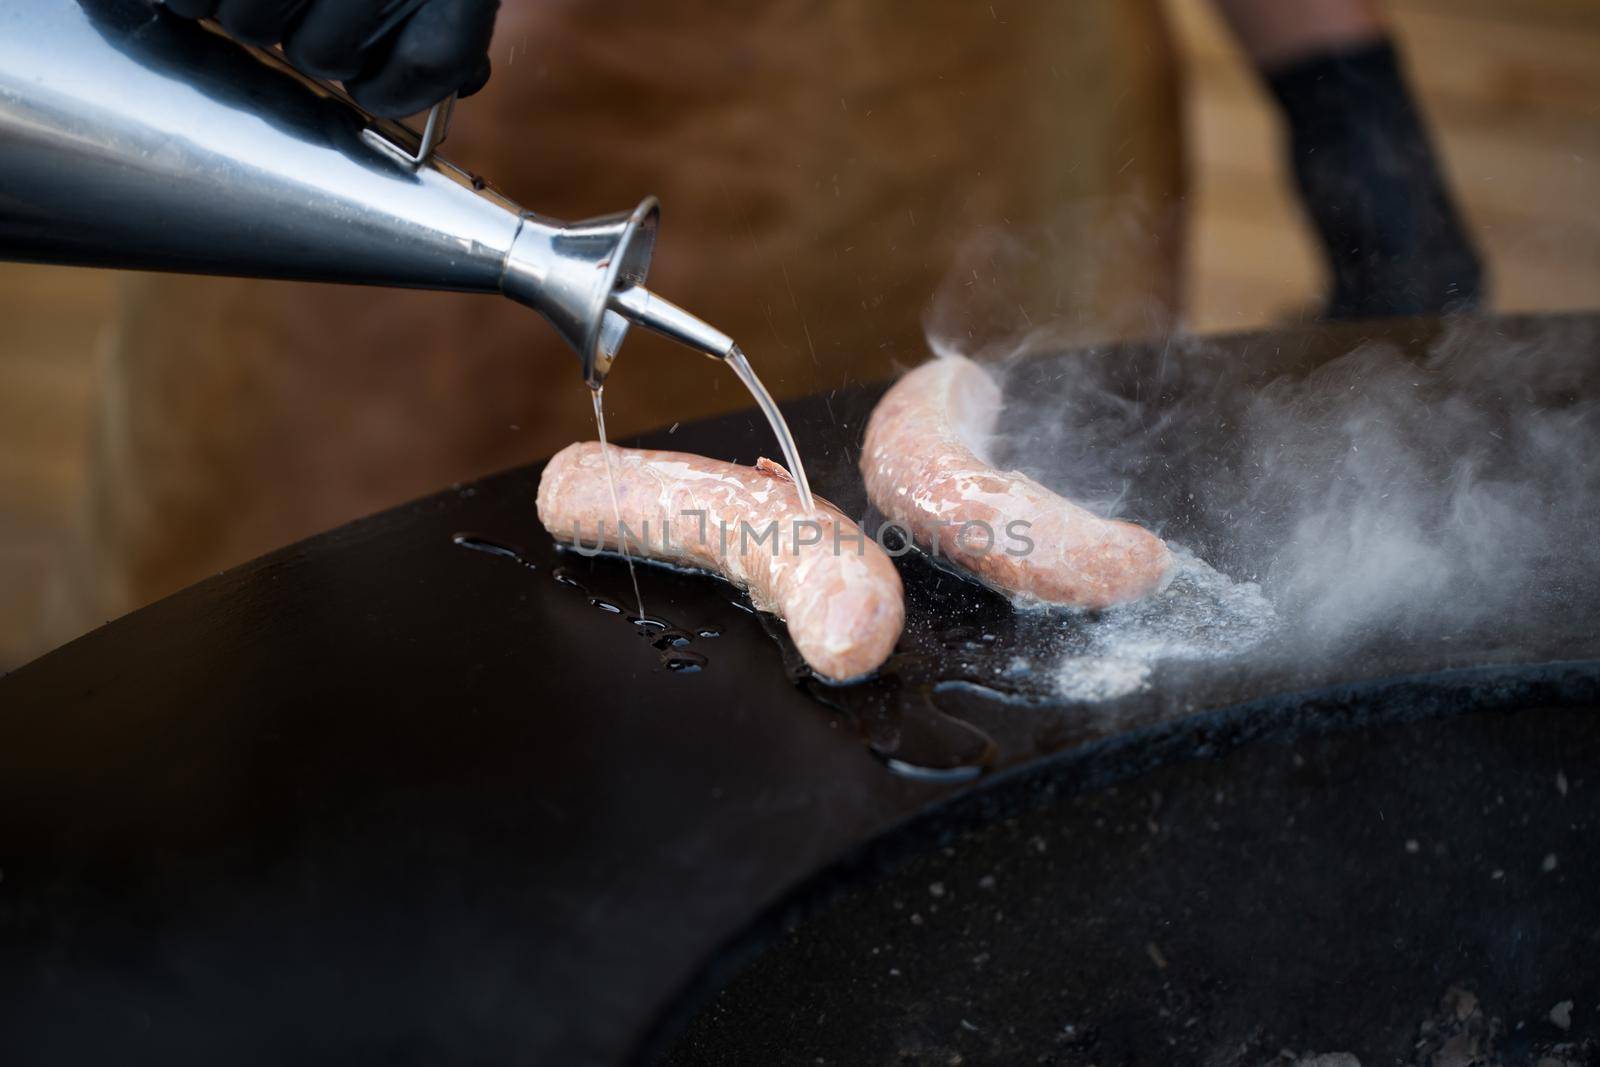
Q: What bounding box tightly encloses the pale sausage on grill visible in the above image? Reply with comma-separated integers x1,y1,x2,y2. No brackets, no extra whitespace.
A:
860,355,1173,609
537,443,904,682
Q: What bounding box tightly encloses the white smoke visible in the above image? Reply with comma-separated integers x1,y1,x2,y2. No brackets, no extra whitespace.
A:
922,233,1600,658
1201,321,1598,643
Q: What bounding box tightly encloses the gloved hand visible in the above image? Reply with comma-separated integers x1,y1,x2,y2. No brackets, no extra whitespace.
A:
1268,40,1486,319
163,0,500,119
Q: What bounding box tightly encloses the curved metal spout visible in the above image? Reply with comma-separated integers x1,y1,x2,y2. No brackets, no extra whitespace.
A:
608,286,737,362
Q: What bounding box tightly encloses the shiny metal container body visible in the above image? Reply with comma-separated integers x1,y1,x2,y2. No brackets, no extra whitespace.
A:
0,0,736,385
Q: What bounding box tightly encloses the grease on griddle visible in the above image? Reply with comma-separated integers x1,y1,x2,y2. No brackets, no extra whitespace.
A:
662,651,708,673
551,565,722,673
753,613,1000,784
454,530,1269,784
489,535,1006,782
451,533,722,675
534,546,1041,782
451,533,536,568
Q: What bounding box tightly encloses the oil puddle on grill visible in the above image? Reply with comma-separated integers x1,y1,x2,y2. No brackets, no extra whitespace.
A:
451,533,537,568
746,544,1278,783
453,531,1278,782
552,564,720,674
451,532,721,674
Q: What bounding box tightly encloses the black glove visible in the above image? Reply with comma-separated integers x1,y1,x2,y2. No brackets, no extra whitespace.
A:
1268,40,1486,319
163,0,499,118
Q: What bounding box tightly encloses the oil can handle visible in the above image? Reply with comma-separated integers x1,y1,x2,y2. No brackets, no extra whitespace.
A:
348,0,457,164
392,93,455,165
293,58,457,167
192,6,458,167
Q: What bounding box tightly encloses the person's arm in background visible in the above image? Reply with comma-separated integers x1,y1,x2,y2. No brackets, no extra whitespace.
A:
1209,0,1485,318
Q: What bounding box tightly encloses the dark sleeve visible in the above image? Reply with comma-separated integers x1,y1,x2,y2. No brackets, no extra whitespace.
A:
1267,40,1486,319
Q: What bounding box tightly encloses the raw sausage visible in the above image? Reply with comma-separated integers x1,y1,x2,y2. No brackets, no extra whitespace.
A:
537,443,904,681
860,355,1173,609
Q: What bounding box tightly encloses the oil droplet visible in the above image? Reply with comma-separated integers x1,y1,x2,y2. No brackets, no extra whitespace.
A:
749,613,999,782
855,683,997,783
550,564,715,675
459,531,719,677
452,533,535,567
651,630,694,650
663,651,707,673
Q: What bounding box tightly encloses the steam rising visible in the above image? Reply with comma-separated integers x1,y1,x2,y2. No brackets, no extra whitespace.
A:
1230,328,1600,639
926,289,1600,693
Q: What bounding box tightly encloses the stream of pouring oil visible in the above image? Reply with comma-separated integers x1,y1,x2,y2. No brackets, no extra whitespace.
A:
585,343,813,620
591,385,645,620
727,346,815,514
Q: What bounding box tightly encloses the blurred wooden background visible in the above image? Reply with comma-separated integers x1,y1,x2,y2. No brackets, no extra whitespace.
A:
2,0,1598,669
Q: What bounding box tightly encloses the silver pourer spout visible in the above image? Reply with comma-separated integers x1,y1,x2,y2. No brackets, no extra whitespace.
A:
0,0,727,390
607,286,737,363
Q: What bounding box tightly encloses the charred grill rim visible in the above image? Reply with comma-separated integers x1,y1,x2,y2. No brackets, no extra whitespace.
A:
635,657,1600,1064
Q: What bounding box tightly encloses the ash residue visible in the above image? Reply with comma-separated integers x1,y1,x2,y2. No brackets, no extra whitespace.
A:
1273,985,1600,1067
